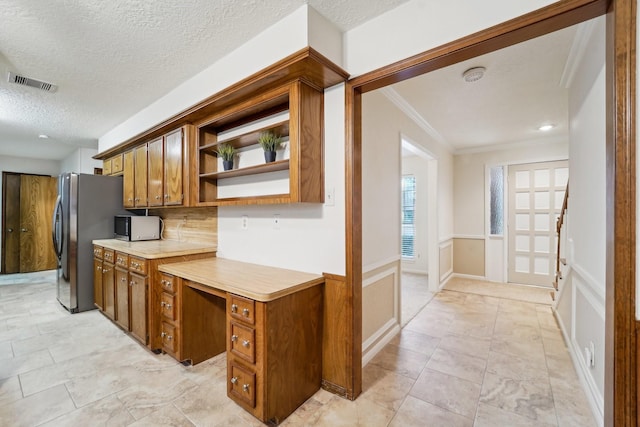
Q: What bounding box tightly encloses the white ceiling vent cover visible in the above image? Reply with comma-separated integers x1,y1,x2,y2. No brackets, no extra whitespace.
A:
7,72,57,92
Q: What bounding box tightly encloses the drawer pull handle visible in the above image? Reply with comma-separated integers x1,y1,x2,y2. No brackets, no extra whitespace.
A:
230,376,238,385
242,340,250,348
231,304,238,313
242,308,250,317
231,334,238,343
243,384,250,392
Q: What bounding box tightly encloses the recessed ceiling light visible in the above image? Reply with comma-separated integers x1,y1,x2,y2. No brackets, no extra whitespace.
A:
38,134,49,139
462,66,486,83
538,124,555,132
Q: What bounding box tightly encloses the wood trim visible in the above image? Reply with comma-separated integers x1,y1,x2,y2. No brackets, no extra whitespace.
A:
345,0,630,416
95,47,349,160
349,0,608,93
605,0,637,425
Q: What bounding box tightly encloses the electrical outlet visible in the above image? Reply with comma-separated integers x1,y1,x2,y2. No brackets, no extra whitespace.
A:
273,214,280,229
325,187,335,206
242,215,248,230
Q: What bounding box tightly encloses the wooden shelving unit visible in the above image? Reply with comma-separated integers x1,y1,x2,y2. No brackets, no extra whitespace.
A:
196,80,323,206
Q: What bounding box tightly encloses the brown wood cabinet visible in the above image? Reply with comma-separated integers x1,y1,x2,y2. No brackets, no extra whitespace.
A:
92,246,104,310
102,249,115,320
134,144,148,207
115,266,130,330
122,150,135,208
147,137,164,207
103,154,123,176
225,286,323,425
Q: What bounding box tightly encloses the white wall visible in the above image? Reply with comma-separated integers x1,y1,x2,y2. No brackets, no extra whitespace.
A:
555,16,606,424
401,155,429,274
60,148,102,174
343,0,558,77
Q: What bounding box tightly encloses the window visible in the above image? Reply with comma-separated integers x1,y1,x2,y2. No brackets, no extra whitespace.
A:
401,175,416,258
490,165,504,235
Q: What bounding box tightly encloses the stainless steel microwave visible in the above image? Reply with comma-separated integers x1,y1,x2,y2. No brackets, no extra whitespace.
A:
114,215,160,241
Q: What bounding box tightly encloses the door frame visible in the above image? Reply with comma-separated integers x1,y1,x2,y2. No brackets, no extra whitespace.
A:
345,0,635,424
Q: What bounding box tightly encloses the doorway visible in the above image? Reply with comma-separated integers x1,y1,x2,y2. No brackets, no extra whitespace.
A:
1,172,58,273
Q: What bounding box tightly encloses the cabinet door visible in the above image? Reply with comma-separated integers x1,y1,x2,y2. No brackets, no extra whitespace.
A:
123,150,135,208
130,272,147,344
147,137,164,206
102,262,115,320
163,129,183,205
134,144,148,207
93,258,103,310
115,268,129,330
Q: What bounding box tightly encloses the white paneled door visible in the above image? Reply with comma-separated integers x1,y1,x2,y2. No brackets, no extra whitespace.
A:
508,160,568,287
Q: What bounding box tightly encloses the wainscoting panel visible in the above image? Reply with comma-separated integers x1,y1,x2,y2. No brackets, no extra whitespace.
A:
453,237,485,277
362,259,400,365
439,239,453,284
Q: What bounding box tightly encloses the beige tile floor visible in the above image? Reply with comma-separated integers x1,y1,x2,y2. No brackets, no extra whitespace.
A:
0,271,595,426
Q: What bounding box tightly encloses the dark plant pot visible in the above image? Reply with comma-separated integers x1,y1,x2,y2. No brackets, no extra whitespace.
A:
223,159,233,171
264,150,276,163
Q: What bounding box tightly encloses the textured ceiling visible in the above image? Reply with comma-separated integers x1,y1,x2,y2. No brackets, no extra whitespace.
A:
0,0,409,160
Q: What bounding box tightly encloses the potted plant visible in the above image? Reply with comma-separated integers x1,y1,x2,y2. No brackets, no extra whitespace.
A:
216,143,235,171
257,131,282,163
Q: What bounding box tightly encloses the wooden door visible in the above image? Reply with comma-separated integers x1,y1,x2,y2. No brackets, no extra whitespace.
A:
3,174,21,273
147,137,164,206
103,262,115,320
130,272,147,344
508,160,568,286
115,268,130,330
93,258,104,310
19,175,57,273
123,150,135,208
134,144,148,207
164,129,183,206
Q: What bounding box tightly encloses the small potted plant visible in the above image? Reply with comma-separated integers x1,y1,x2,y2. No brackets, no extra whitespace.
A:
216,143,235,171
257,131,282,163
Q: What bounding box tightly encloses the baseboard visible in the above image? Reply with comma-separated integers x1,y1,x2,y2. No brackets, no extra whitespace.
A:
362,318,401,366
553,307,604,426
439,270,453,290
451,273,487,281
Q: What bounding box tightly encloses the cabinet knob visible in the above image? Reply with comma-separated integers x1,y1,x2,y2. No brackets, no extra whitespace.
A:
242,340,250,348
102,268,109,273
167,335,173,340
231,334,238,342
128,198,133,202
161,301,166,307
96,266,102,272
230,376,238,385
121,277,126,283
231,304,238,313
155,195,161,200
165,304,172,309
243,308,250,317
161,332,166,338
164,194,169,199
242,384,250,392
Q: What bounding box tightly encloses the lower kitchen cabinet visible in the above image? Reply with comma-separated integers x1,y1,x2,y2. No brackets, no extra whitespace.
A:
115,267,130,330
130,272,148,344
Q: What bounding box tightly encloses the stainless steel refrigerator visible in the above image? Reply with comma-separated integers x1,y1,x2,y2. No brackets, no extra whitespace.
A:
52,173,125,313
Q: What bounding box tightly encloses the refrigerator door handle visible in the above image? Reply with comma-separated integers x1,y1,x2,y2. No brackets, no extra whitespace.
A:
52,195,64,259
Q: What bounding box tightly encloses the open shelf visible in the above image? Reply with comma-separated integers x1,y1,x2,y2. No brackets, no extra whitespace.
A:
200,159,289,180
200,121,289,154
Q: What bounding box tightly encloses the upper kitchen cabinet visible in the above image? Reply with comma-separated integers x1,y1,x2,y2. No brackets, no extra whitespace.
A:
94,48,348,207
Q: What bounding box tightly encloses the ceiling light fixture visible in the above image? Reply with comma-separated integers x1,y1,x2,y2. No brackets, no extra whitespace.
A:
538,124,555,131
462,66,486,83
38,134,49,139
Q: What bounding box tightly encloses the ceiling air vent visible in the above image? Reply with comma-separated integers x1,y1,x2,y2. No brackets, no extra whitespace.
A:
7,72,57,92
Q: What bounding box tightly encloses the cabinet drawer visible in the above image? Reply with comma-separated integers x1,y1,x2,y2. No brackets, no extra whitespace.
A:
161,292,177,321
111,154,124,174
129,256,147,275
229,361,256,408
230,321,256,364
159,273,175,293
229,294,255,325
161,322,178,353
103,249,115,263
93,246,103,259
115,252,129,268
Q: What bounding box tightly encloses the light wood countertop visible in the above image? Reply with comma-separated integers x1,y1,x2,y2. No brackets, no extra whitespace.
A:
93,239,216,259
158,258,324,302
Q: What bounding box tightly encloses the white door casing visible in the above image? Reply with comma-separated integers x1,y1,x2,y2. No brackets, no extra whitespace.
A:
508,160,568,287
